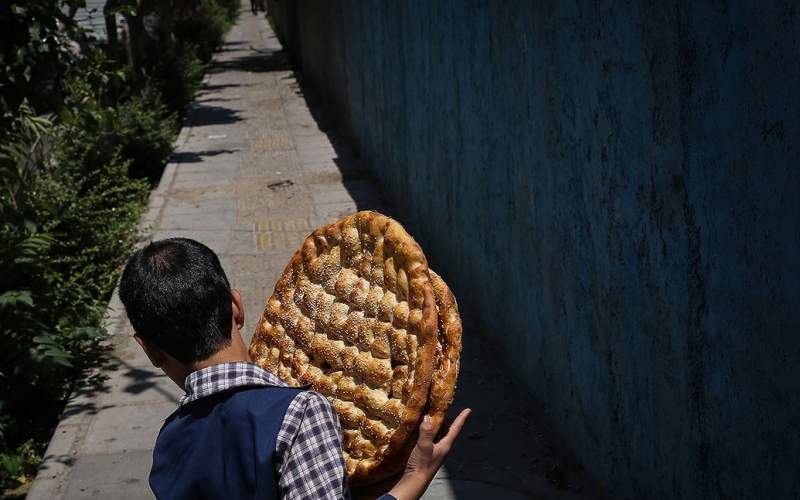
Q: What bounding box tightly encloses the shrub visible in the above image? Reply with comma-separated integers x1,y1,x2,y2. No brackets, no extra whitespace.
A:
0,439,41,489
0,98,149,491
215,0,241,23
174,0,231,62
0,106,143,490
59,58,177,183
0,0,239,490
36,146,149,302
0,1,78,132
115,88,177,182
153,0,239,113
154,0,240,114
152,42,207,115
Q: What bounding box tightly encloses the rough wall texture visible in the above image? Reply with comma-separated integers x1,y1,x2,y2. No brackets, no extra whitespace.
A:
267,1,800,498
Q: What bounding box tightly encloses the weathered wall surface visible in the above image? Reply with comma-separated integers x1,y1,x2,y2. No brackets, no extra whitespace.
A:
267,1,800,498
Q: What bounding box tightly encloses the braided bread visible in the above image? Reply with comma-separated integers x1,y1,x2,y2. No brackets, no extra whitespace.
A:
249,211,461,484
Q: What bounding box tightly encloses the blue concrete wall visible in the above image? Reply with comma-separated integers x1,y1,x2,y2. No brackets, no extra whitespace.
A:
269,1,800,498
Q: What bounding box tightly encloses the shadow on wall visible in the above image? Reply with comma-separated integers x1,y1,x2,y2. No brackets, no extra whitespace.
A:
266,1,800,499
289,77,603,500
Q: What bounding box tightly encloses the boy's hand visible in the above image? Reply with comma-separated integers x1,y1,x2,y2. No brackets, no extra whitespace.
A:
388,408,472,500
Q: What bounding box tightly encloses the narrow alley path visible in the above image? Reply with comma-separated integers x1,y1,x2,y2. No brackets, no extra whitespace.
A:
28,9,598,500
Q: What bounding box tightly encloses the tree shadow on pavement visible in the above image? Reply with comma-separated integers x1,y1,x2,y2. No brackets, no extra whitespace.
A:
170,149,239,163
189,104,242,127
197,82,254,94
216,40,248,52
186,46,292,130
209,47,290,74
34,332,179,481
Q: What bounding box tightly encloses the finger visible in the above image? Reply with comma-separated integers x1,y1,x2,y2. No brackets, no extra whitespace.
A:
417,415,435,452
438,408,471,447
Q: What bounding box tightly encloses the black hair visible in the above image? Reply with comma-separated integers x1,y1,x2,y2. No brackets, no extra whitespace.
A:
119,238,233,364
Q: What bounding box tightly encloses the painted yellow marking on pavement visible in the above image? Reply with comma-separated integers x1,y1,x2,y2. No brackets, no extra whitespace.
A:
253,218,312,251
251,134,294,151
253,218,312,232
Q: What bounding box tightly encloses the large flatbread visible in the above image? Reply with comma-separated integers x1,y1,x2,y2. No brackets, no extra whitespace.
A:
249,211,461,484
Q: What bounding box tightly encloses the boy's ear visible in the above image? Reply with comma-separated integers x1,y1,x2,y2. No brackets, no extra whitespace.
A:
231,288,245,330
134,334,167,368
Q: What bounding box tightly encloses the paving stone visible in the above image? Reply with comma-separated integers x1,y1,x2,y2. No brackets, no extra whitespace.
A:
173,168,236,184
310,185,357,206
63,451,155,500
423,478,532,500
111,333,156,369
31,424,81,483
314,202,362,225
90,365,181,406
82,402,176,454
160,196,235,215
158,208,237,231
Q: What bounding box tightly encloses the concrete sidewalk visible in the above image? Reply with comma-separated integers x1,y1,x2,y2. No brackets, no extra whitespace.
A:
28,9,598,500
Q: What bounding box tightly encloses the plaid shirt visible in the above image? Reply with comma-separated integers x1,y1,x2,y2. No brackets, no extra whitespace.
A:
180,362,395,500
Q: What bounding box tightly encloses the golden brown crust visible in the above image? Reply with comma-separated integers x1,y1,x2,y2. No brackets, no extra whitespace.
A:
249,211,437,484
427,270,462,434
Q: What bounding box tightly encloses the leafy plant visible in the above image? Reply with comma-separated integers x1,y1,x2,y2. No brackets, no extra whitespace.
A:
0,0,240,491
0,1,80,132
0,85,148,493
0,108,86,489
151,41,208,116
174,0,231,62
0,439,42,487
116,88,177,181
149,0,240,114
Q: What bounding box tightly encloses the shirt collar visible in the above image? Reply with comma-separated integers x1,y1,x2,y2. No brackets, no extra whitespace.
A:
180,361,289,406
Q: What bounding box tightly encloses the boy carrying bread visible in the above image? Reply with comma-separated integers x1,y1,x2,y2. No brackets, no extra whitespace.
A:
119,237,470,499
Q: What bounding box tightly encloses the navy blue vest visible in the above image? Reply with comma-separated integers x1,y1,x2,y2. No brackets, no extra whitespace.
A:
150,385,304,499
